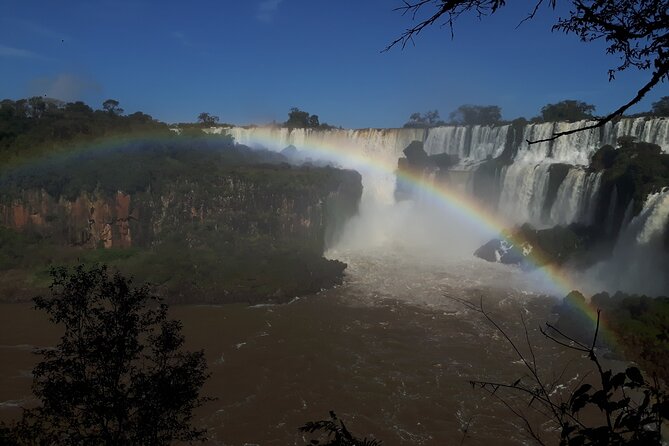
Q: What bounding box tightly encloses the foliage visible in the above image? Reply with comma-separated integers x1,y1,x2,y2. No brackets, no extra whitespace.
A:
402,110,445,128
0,141,360,304
579,292,669,383
285,107,335,129
0,134,280,200
538,100,595,122
449,104,501,126
197,112,220,126
300,412,381,446
386,0,669,142
0,97,169,169
590,137,669,220
102,99,124,116
7,265,210,445
650,96,669,117
455,297,669,446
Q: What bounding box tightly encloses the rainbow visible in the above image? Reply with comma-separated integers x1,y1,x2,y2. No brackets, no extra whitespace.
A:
0,128,616,347
225,127,617,347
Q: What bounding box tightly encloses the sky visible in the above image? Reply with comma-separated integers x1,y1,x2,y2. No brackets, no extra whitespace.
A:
0,0,666,128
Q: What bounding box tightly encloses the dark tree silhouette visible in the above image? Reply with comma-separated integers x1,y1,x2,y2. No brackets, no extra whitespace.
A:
449,104,501,126
651,96,669,116
403,109,445,127
9,265,210,445
453,296,669,446
300,411,382,446
538,100,596,122
386,0,669,142
197,112,220,126
102,99,124,116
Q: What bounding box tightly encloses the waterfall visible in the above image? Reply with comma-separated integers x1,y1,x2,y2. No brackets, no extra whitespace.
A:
218,117,668,230
549,169,602,226
603,117,669,152
498,163,552,226
423,126,470,158
423,125,508,161
590,189,669,296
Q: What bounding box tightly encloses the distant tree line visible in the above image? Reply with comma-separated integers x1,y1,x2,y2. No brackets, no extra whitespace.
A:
284,107,337,130
404,96,669,128
0,97,168,167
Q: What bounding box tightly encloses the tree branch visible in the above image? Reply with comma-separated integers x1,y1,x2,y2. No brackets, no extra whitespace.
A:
527,58,669,144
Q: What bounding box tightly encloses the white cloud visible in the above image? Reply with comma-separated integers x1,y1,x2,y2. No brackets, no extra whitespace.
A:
256,0,283,23
28,74,102,102
0,44,47,60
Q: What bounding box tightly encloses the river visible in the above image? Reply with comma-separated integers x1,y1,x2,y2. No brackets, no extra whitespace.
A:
0,244,590,445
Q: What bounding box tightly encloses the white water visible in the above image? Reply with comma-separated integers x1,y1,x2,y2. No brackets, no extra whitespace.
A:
217,118,669,296
550,169,602,226
216,117,669,229
423,125,508,161
588,189,669,296
498,163,552,225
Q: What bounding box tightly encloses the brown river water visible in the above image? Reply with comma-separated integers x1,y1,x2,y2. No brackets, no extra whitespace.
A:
0,249,588,445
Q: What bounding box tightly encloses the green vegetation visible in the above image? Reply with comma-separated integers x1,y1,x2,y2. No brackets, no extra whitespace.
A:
388,1,668,130
197,112,220,126
0,98,362,304
0,97,170,169
556,291,669,383
651,96,669,117
449,104,501,126
0,145,361,303
2,265,210,445
537,100,596,122
285,107,336,129
591,137,669,225
402,110,445,128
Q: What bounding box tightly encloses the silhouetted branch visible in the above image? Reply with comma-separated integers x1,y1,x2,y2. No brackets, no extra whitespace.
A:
527,62,669,144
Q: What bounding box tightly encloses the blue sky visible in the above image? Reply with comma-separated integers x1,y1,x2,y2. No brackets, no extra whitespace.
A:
1,0,666,128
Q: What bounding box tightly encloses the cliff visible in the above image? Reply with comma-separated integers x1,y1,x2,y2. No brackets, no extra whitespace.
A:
0,165,361,253
0,143,362,304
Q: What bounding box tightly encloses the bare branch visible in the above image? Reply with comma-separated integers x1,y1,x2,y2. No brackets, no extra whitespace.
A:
528,59,669,144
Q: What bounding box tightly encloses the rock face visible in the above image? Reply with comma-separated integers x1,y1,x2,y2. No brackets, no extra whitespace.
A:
2,190,135,249
0,154,363,304
0,166,362,253
474,224,598,269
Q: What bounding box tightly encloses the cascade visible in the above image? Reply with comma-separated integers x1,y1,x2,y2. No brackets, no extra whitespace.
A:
219,117,668,230
422,125,508,161
498,163,552,225
549,169,602,226
590,189,669,296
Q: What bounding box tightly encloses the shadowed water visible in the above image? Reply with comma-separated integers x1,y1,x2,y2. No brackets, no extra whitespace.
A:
0,248,587,445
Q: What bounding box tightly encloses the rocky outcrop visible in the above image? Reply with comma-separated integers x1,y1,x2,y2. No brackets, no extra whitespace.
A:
1,190,135,249
0,166,362,253
474,224,600,269
0,149,363,304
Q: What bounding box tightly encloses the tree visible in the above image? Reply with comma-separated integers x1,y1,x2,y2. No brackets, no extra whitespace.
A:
449,104,501,126
10,265,210,445
286,107,311,128
386,0,669,142
197,112,219,126
308,114,320,128
538,100,595,122
651,96,669,116
403,109,445,127
102,99,124,116
456,295,668,445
